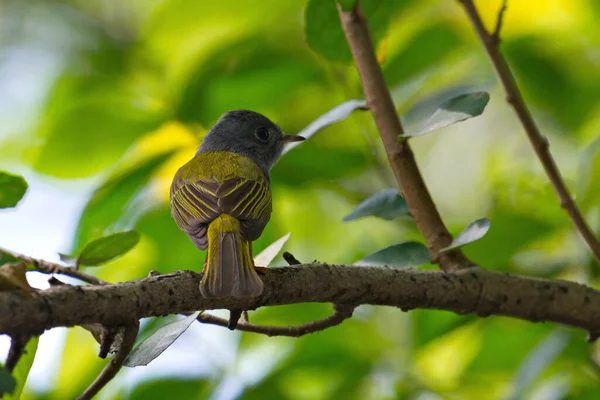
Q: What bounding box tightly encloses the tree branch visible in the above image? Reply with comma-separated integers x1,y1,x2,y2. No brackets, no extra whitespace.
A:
197,304,354,337
336,3,472,272
2,264,600,341
491,0,508,44
457,0,600,265
4,335,28,372
0,247,108,286
76,322,138,400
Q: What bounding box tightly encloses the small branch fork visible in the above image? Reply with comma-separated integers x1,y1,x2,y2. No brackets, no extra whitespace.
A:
4,335,29,372
0,247,107,286
456,0,600,264
336,2,473,272
198,304,355,337
76,322,139,400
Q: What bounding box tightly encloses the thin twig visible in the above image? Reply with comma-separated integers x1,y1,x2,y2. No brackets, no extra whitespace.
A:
76,321,139,400
5,335,28,372
0,247,108,286
283,251,301,266
337,2,472,272
491,0,508,44
197,304,354,337
457,0,600,265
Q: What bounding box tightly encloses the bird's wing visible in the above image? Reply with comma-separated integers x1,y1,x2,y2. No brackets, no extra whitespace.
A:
170,152,272,248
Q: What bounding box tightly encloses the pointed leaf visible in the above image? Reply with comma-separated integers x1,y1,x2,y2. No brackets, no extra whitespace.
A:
343,189,409,222
441,218,491,252
283,100,367,155
5,336,39,400
78,230,141,267
0,263,33,295
58,253,77,265
359,241,431,267
254,233,292,267
407,92,490,137
0,172,28,209
0,367,16,396
124,312,200,367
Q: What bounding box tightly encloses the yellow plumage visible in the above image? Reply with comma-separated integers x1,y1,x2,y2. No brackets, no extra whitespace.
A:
170,151,271,297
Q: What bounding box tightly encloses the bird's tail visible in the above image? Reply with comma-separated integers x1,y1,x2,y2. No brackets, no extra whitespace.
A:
201,214,264,298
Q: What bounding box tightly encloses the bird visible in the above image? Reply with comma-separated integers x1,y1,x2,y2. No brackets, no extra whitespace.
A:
169,110,304,298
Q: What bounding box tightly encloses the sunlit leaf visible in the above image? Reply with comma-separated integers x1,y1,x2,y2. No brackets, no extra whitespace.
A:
305,0,402,62
441,218,491,252
5,336,39,400
77,230,141,267
0,367,15,396
507,330,570,400
343,188,409,222
283,100,367,155
359,241,431,267
406,92,490,137
0,172,28,209
124,312,200,367
0,262,33,295
254,233,292,267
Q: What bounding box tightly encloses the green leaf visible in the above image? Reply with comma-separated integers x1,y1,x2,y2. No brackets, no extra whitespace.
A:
58,253,77,265
336,0,356,11
5,336,39,400
507,330,570,400
407,92,490,137
177,37,321,125
0,172,28,209
442,218,491,252
359,241,431,267
77,230,141,267
0,366,15,396
253,233,292,267
283,100,367,155
124,312,200,367
383,23,464,88
129,379,212,400
305,0,402,62
34,104,162,179
577,137,600,210
74,149,176,250
343,189,409,221
0,251,18,265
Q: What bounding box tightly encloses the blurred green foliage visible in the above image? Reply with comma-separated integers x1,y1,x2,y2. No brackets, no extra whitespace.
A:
1,0,600,399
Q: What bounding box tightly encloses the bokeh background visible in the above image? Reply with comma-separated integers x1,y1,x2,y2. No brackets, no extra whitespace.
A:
2,0,600,398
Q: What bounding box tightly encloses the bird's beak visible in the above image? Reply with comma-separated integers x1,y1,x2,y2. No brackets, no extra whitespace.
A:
280,134,306,143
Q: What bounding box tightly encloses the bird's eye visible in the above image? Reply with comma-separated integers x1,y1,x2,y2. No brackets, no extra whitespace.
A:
255,127,270,142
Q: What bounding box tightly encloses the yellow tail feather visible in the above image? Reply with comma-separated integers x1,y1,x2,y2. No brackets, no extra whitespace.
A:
201,214,263,298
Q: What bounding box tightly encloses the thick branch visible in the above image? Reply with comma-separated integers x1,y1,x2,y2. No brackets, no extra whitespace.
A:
457,0,600,264
198,304,354,337
337,3,471,271
2,264,600,340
